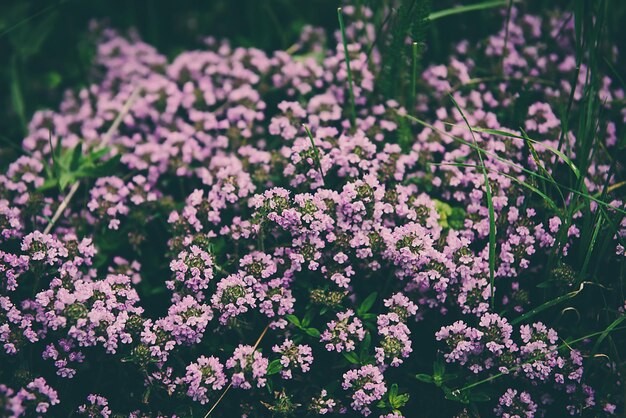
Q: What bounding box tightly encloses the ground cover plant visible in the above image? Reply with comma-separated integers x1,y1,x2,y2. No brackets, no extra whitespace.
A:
1,0,626,417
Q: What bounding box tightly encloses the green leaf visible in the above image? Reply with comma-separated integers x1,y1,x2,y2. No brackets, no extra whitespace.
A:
38,177,59,192
443,388,469,404
70,142,83,171
58,171,74,191
470,126,581,180
342,352,360,365
399,112,626,217
44,71,62,89
536,280,561,289
266,359,283,376
435,199,452,228
48,131,59,177
77,154,121,178
469,391,490,402
292,50,324,65
415,374,433,384
285,314,301,327
360,332,372,357
302,124,326,183
390,392,410,409
433,358,445,378
357,292,378,315
88,146,112,161
302,309,315,327
441,373,459,383
389,383,398,398
305,327,321,338
363,320,377,331
54,133,63,161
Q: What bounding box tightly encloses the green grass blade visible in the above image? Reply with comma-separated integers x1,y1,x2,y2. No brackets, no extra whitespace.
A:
578,213,603,280
0,134,27,155
0,0,69,39
398,111,626,217
510,282,586,325
303,124,326,184
337,7,356,129
430,161,560,213
10,56,26,135
428,0,510,21
449,95,497,308
520,128,567,206
411,41,418,110
500,0,514,73
590,316,626,356
463,125,581,179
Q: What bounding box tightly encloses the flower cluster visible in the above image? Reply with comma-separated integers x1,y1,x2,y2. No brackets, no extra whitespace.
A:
179,355,227,404
272,339,314,379
226,344,269,389
495,389,537,418
342,364,387,416
77,394,112,418
168,244,214,300
320,309,366,352
1,377,59,417
0,2,623,417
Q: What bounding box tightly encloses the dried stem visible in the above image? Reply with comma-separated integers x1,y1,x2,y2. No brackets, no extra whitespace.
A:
204,323,270,418
42,88,141,235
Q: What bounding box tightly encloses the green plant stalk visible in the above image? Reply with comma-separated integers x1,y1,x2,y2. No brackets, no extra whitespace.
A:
303,124,326,184
428,0,510,21
500,0,514,73
10,56,26,135
337,7,357,129
411,42,418,110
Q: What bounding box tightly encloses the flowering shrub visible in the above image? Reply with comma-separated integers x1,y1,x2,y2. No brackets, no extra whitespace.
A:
0,2,625,417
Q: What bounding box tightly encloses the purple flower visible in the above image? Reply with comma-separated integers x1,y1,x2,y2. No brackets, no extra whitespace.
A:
168,244,214,299
77,394,112,417
179,355,227,404
321,309,365,352
210,273,256,325
495,388,537,418
342,364,387,416
272,339,314,379
375,313,412,367
5,377,60,417
226,344,269,389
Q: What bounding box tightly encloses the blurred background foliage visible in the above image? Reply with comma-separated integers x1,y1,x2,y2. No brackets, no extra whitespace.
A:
1,0,625,157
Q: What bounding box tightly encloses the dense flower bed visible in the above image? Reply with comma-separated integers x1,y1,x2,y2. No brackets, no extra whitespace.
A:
1,4,625,418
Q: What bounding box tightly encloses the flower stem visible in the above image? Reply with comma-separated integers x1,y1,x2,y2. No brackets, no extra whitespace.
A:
337,7,356,129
